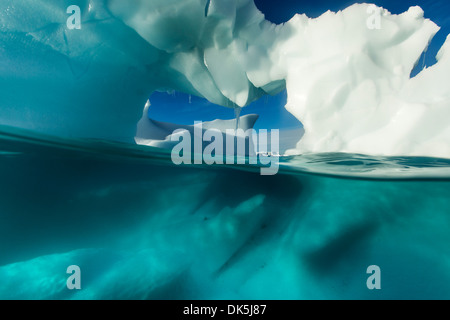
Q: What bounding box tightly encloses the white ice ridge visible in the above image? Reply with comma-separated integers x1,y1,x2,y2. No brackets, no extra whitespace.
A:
1,1,449,157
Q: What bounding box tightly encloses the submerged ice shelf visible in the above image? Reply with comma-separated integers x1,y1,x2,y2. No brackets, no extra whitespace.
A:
0,0,449,158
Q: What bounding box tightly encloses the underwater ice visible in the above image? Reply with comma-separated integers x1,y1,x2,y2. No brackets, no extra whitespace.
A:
0,0,450,156
1,158,450,300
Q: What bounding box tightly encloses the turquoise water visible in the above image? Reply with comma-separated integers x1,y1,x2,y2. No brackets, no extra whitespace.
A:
0,125,449,300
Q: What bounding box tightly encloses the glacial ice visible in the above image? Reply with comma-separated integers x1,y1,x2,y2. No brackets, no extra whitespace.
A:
135,99,259,156
1,0,450,157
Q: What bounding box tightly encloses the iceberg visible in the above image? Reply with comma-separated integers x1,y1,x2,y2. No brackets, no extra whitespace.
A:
1,0,450,301
0,0,449,157
282,6,450,158
135,100,259,156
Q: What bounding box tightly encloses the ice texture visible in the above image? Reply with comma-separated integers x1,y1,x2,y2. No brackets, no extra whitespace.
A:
1,1,449,157
135,99,259,156
281,6,450,158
